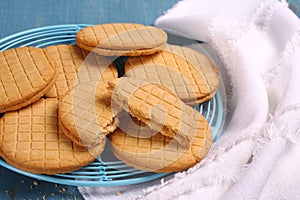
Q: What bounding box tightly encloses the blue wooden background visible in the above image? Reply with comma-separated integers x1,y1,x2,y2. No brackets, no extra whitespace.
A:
0,0,299,199
0,0,180,39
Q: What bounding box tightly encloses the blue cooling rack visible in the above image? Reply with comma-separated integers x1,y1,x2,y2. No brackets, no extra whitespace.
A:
0,24,225,186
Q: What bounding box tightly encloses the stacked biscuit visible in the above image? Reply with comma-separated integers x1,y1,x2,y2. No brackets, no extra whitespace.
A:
0,23,219,175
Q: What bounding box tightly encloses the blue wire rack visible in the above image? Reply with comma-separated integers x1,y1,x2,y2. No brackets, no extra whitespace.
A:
0,24,225,186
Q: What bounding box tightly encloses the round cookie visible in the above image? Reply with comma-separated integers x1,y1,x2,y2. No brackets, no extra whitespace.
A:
125,45,220,105
109,116,212,173
0,46,58,112
76,23,167,56
59,80,119,147
44,44,117,98
109,77,211,147
0,98,104,175
165,45,220,102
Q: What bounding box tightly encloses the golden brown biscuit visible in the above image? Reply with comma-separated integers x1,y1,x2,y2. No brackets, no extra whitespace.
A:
109,115,212,172
125,45,220,105
0,98,104,174
44,44,117,98
0,47,58,112
109,77,211,147
76,23,167,56
59,81,119,147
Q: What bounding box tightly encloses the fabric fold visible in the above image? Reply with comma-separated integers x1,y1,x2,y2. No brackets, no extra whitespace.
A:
79,0,300,199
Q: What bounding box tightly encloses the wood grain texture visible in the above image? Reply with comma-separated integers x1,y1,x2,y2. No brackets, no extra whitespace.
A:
0,0,178,199
0,0,178,39
289,0,300,16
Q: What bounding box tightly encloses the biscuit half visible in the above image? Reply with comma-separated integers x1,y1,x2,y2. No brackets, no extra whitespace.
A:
109,115,212,172
109,77,211,147
44,44,117,98
0,47,58,112
0,98,104,174
125,45,220,105
76,23,167,56
59,81,119,147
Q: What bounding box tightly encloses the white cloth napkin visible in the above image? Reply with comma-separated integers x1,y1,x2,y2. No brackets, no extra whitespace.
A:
79,0,300,199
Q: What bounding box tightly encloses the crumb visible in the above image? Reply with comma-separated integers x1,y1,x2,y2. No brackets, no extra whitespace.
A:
54,184,58,187
51,193,56,196
5,189,10,196
30,185,33,189
116,191,121,196
33,181,39,186
42,195,46,200
59,188,66,193
21,179,25,183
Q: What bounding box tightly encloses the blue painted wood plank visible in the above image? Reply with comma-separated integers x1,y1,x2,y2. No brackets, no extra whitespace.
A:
289,0,300,16
0,0,178,39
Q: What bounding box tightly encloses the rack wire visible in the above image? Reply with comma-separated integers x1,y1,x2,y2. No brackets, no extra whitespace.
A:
0,24,224,186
